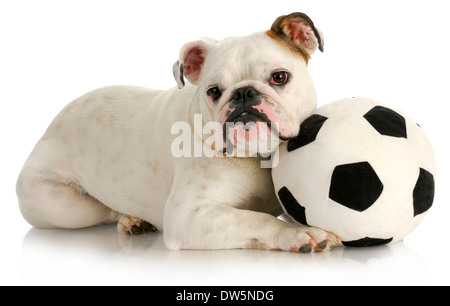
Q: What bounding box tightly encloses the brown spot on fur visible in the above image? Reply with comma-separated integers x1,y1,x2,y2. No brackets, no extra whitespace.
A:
145,160,160,173
245,238,268,250
88,106,105,122
194,204,208,212
76,128,87,137
110,154,121,164
108,114,117,126
55,122,63,131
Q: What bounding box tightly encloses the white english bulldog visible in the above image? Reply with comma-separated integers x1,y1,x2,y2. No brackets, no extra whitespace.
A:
17,13,340,252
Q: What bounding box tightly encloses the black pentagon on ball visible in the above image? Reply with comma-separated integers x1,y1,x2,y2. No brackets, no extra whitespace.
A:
413,168,435,216
342,237,393,247
287,114,328,152
277,186,308,225
363,105,407,138
329,161,384,212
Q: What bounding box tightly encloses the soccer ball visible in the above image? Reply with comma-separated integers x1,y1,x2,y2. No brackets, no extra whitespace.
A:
272,97,436,247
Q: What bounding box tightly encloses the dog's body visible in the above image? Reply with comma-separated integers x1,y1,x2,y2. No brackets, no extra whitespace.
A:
17,13,340,252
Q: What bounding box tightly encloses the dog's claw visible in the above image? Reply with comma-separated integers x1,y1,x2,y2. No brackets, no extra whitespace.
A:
130,225,143,235
299,244,312,253
316,240,327,250
141,221,157,232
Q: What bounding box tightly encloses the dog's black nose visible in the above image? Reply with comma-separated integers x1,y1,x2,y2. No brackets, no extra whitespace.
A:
232,86,259,103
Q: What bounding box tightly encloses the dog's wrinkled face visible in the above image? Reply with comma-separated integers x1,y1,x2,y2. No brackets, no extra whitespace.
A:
173,13,323,155
201,35,314,155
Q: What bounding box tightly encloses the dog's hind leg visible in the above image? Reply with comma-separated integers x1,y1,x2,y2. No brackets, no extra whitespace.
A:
16,163,119,230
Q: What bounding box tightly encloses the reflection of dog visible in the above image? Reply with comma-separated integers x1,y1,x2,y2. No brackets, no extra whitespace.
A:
17,13,340,252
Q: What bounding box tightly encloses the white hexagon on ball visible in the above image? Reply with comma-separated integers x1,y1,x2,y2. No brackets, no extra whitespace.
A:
272,97,436,247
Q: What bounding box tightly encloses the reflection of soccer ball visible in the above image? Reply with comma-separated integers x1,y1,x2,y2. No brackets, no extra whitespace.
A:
272,97,436,247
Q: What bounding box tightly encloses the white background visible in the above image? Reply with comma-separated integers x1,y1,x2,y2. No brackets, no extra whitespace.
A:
1,0,449,285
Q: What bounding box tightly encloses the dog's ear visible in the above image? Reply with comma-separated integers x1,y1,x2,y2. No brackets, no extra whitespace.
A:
173,38,217,89
267,12,323,62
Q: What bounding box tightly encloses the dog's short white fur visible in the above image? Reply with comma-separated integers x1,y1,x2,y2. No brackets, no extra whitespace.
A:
16,13,340,252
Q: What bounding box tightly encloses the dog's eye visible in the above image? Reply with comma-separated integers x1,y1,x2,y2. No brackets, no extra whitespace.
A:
206,86,222,100
270,71,289,85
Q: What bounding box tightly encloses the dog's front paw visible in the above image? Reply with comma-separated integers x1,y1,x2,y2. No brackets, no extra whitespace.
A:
284,226,341,253
117,215,157,235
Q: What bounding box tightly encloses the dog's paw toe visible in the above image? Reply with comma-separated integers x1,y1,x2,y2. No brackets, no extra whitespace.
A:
117,215,157,235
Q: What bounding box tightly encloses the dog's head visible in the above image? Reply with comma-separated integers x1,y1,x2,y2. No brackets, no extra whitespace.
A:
173,13,323,155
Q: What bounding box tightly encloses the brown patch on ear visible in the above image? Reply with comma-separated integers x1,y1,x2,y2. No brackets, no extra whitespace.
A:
267,12,323,63
266,29,311,62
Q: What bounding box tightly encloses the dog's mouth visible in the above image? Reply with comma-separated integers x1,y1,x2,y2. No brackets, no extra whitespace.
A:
216,88,296,154
223,107,292,141
219,107,282,155
234,111,255,122
227,109,269,125
223,107,272,137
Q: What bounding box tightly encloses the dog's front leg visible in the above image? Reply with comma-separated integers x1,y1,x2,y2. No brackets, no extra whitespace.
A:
163,182,340,252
